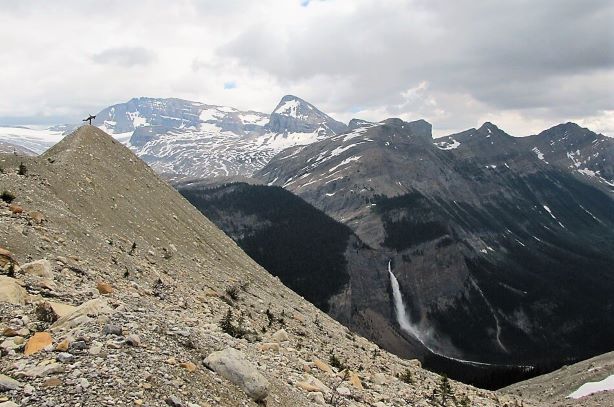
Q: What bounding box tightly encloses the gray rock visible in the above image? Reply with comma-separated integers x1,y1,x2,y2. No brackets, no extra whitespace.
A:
56,352,75,363
0,401,19,407
0,276,28,305
165,395,185,407
125,334,141,347
308,391,326,405
20,259,53,278
103,323,122,336
271,328,289,343
204,348,270,401
0,374,21,391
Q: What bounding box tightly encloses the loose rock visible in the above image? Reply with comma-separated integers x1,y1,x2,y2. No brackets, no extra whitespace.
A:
204,348,270,401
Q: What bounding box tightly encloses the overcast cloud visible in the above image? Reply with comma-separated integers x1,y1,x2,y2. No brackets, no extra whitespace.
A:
0,0,612,136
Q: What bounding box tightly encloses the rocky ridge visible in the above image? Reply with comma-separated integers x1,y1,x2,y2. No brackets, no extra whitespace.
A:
0,126,530,406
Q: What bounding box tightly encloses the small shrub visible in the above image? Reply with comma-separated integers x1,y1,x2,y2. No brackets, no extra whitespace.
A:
18,162,27,176
398,368,414,384
329,353,345,371
35,302,58,323
265,308,275,327
1,190,15,203
225,285,240,301
432,374,455,406
219,309,247,339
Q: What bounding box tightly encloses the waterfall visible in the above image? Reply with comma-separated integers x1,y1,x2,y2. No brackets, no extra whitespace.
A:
387,260,529,367
388,261,426,345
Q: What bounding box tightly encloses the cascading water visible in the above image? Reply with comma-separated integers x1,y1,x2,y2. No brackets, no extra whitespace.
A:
387,260,526,367
388,261,427,346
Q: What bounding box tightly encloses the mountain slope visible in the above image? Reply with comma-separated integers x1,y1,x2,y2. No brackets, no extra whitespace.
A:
257,118,614,372
0,125,528,406
501,351,614,406
94,96,346,179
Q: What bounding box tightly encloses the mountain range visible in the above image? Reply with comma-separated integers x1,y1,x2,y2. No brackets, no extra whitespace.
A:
1,95,613,391
1,125,547,406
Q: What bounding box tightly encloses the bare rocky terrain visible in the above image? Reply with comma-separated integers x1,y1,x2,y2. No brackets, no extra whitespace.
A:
0,126,531,406
501,351,614,406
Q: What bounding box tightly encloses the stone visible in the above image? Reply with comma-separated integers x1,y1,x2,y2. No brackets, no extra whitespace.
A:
348,371,364,390
337,386,351,396
0,247,18,269
51,298,113,331
0,338,20,351
204,348,270,401
0,401,18,407
2,327,18,337
296,374,330,394
258,342,280,352
0,374,21,391
0,277,28,305
24,332,52,356
55,338,70,352
165,396,186,407
97,281,113,294
103,323,123,336
46,302,77,318
56,352,74,363
313,358,334,375
20,259,53,278
372,373,387,385
29,211,45,224
78,378,90,389
126,334,141,347
271,328,289,343
42,377,62,387
179,361,197,372
8,204,23,214
308,392,326,404
22,362,64,378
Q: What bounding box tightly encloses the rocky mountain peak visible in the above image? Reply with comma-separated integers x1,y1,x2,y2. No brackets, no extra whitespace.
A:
379,118,433,139
348,118,374,130
267,95,348,135
477,121,509,137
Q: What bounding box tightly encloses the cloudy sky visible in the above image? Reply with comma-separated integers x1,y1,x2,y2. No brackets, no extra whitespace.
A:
0,0,612,136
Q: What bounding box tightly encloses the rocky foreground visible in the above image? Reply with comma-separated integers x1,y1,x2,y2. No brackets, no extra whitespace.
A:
0,126,532,406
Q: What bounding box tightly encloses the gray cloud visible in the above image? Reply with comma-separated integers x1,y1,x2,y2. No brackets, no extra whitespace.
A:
92,47,156,67
0,0,611,136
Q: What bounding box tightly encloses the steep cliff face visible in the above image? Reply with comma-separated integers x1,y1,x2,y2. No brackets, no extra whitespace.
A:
257,118,614,370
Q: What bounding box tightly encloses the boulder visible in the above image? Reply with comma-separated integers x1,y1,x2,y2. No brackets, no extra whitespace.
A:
96,281,113,294
271,328,289,343
8,204,23,214
46,301,77,318
0,373,21,391
0,277,28,305
296,374,330,394
51,298,113,331
204,348,269,401
29,211,45,224
21,259,53,278
0,247,18,269
313,358,334,375
24,332,53,356
348,370,364,390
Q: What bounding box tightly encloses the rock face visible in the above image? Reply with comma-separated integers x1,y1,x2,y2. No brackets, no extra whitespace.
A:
0,125,531,406
204,348,270,401
257,118,614,379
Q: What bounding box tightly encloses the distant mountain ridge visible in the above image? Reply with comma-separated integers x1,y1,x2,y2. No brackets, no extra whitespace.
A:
257,117,614,373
